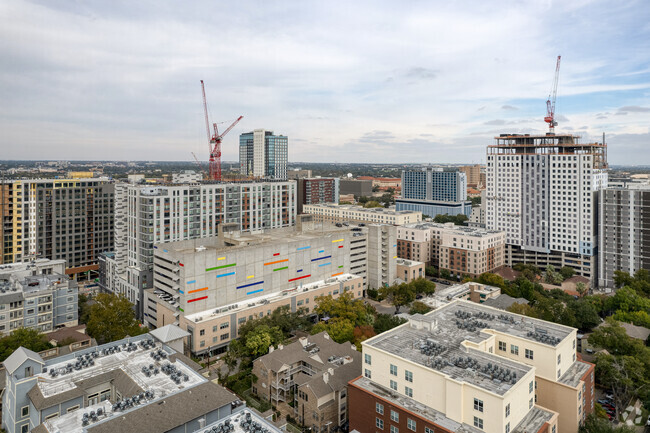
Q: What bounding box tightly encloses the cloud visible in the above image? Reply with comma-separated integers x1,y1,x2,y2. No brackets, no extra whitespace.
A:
501,105,518,110
405,67,438,80
618,105,650,113
484,119,507,126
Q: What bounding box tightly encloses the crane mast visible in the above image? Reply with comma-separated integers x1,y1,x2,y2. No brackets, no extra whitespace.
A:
544,55,561,134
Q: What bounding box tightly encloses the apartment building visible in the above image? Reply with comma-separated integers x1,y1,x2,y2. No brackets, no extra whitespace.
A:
100,180,296,318
598,184,650,289
303,204,421,226
239,129,288,180
339,179,373,197
459,164,486,188
0,259,77,336
2,327,242,433
395,258,425,283
252,332,361,433
486,134,608,281
297,178,340,214
397,168,472,217
397,222,506,277
0,178,114,280
350,300,594,433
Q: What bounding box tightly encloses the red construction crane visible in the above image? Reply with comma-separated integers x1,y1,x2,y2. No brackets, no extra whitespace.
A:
544,55,561,134
200,80,243,181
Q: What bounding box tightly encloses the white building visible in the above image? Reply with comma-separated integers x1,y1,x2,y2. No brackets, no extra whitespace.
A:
486,134,608,280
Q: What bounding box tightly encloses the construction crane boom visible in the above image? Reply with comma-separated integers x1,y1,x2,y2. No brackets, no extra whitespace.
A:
191,152,207,179
544,55,561,133
200,80,211,143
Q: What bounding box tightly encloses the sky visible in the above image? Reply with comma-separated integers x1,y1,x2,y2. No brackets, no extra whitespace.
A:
1,0,649,165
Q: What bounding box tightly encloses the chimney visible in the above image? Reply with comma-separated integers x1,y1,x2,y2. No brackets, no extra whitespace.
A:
269,346,274,353
323,372,329,384
328,367,334,376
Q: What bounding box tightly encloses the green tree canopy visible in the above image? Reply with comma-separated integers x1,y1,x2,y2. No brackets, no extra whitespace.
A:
312,318,355,344
594,354,648,418
0,328,53,362
244,325,284,357
579,414,636,433
373,314,408,334
379,283,415,313
411,278,436,295
314,292,374,326
409,301,432,315
86,293,146,344
559,266,575,280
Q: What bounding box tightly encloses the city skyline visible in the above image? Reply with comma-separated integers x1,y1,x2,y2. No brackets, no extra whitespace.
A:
1,1,649,164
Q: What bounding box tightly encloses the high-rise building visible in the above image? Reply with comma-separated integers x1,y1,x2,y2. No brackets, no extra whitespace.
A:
239,129,288,179
100,180,297,318
486,134,608,280
459,164,485,188
598,184,650,289
349,300,594,433
297,177,340,214
397,168,472,217
0,178,114,280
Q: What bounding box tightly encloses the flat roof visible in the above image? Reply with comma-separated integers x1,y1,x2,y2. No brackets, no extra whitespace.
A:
400,222,503,237
304,203,420,215
195,409,282,433
558,360,591,388
364,300,575,395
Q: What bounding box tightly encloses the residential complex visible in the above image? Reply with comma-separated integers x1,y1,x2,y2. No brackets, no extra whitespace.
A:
350,300,594,433
2,327,243,433
459,164,486,188
239,129,288,180
252,331,360,432
397,222,506,278
486,134,608,281
0,178,114,280
395,258,425,283
598,184,650,289
339,179,373,197
0,259,77,336
99,180,297,318
397,168,472,217
297,178,340,214
303,203,421,225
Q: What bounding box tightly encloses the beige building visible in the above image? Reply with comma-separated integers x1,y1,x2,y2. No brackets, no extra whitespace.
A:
459,164,485,188
350,300,594,433
395,258,425,283
397,222,506,278
304,203,421,225
252,331,361,433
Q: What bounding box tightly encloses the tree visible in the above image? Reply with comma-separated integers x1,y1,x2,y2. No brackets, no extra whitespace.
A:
411,278,436,295
363,200,382,208
440,269,452,280
613,270,633,289
507,303,540,318
78,293,91,324
579,414,636,433
425,266,439,278
575,282,588,297
312,318,355,344
409,301,432,315
244,325,284,357
380,283,415,313
0,328,53,362
476,273,506,289
594,354,648,419
559,266,575,280
315,292,373,326
353,325,376,349
373,314,408,334
572,300,600,332
471,196,481,206
86,293,146,344
544,265,564,285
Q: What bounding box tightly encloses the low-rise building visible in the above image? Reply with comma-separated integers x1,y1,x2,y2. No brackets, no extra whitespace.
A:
350,300,594,433
0,259,78,336
395,258,425,283
252,332,361,433
2,327,242,433
304,203,421,225
297,178,340,214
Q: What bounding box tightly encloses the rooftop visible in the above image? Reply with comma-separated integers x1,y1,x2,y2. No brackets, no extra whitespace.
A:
304,203,419,216
364,300,574,395
558,360,592,388
195,409,282,433
400,222,503,237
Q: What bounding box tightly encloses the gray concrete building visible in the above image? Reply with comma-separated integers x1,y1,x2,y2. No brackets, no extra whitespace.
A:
598,184,650,289
339,179,372,197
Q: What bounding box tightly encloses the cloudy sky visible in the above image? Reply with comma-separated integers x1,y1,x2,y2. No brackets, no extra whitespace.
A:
1,1,649,164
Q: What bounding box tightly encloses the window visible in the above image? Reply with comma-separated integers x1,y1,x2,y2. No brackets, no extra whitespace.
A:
505,423,510,433
510,345,519,355
557,354,561,364
220,333,229,341
474,398,484,412
498,341,506,351
391,426,399,433
21,425,29,433
391,410,399,422
552,426,556,433
24,366,33,377
67,405,79,413
405,370,413,382
505,403,510,417
365,369,372,379
405,386,413,397
529,381,533,393
365,354,372,365
212,325,218,332
557,369,561,379
200,329,205,336
21,406,29,417
45,412,59,420
220,322,229,329
474,417,483,430
529,398,533,409
390,380,397,391
390,364,397,376
425,428,434,433
376,418,384,430
408,419,416,431
376,403,384,415
525,349,534,360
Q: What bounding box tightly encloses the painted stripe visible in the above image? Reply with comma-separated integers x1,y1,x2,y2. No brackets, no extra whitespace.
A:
331,272,344,277
318,250,325,253
338,265,344,268
289,274,311,282
318,262,331,267
273,266,288,272
163,249,168,253
186,280,196,284
247,275,255,279
393,244,397,247
179,290,184,294
297,269,303,273
311,255,331,262
178,307,184,312
188,287,208,294
273,253,280,256
338,245,344,248
297,246,311,251
264,259,288,266
237,281,264,290
179,263,184,267
218,257,226,261
187,296,208,303
153,245,158,249
246,288,264,295
393,256,397,259
216,271,235,278
332,239,344,243
206,263,236,272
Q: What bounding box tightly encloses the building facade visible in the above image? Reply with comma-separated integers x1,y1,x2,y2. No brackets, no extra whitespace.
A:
339,180,373,197
459,164,485,188
101,180,297,318
402,168,467,202
303,204,421,225
0,178,114,280
598,184,650,289
350,300,594,433
486,134,608,281
0,259,78,336
297,178,340,214
395,258,425,283
239,129,288,180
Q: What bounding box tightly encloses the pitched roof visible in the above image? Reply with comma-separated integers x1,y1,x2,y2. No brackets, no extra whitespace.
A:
150,324,190,343
4,347,44,374
620,322,650,341
483,294,529,310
